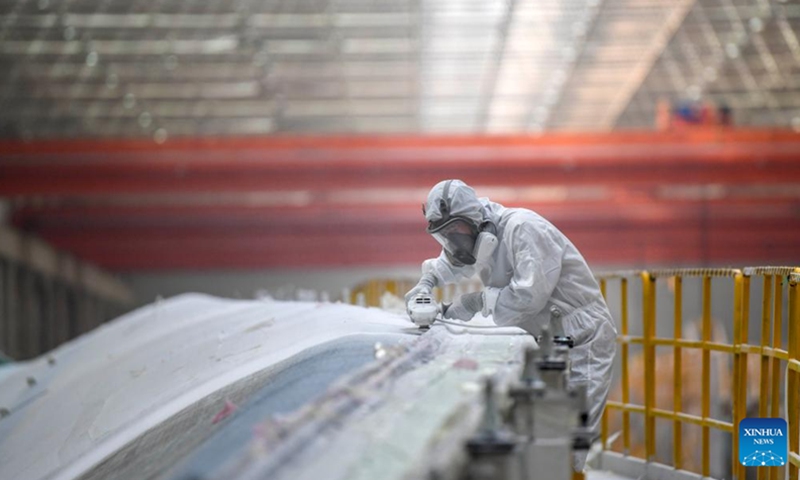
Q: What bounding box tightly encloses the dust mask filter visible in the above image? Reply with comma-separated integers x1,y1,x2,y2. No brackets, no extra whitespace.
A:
473,231,498,265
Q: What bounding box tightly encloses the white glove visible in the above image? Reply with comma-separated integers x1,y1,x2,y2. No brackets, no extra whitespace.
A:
443,292,484,321
404,272,437,312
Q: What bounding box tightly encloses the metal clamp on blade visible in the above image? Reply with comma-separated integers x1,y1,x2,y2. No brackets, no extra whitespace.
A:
535,307,574,348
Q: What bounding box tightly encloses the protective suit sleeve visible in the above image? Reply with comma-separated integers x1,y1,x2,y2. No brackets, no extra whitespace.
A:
489,222,564,327
443,292,483,321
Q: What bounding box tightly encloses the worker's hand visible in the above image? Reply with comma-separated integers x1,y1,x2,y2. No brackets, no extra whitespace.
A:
404,273,437,312
443,292,483,321
404,283,431,306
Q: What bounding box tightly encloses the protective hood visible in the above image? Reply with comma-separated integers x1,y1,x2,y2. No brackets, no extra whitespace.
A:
424,179,486,227
424,180,496,267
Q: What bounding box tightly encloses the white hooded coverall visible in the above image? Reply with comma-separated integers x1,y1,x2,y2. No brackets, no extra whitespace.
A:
420,180,617,472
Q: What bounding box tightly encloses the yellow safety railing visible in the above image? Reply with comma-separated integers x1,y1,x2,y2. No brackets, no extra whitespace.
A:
349,278,483,307
739,267,800,480
789,271,800,480
348,279,418,307
599,266,800,480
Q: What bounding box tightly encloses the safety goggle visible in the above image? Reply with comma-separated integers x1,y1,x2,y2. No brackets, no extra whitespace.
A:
428,217,478,255
426,216,478,236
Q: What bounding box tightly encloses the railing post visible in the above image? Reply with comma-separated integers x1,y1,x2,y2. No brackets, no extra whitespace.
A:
621,277,630,455
673,275,683,471
732,272,748,480
759,276,773,444
769,276,785,480
771,275,784,422
739,274,750,480
642,271,656,462
788,272,799,480
702,275,711,477
600,278,609,451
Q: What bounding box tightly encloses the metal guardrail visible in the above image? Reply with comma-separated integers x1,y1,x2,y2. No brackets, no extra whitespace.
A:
0,227,135,361
598,266,800,480
348,278,483,307
347,279,417,307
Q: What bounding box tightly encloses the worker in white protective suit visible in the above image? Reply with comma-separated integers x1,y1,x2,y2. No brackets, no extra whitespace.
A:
405,179,617,472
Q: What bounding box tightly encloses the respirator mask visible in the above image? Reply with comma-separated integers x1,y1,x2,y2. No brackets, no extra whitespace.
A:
424,181,498,267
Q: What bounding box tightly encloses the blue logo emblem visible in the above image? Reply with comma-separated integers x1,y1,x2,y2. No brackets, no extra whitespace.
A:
739,417,787,466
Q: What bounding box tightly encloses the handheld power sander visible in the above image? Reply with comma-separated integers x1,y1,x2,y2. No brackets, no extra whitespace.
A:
407,293,441,330
407,293,516,332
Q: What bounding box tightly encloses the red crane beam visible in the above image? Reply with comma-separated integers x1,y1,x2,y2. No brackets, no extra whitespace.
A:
2,129,800,196
4,129,799,270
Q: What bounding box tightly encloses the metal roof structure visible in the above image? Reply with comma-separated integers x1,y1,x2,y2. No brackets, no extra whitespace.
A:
1,0,799,139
